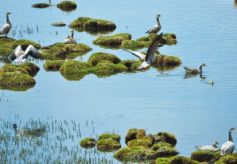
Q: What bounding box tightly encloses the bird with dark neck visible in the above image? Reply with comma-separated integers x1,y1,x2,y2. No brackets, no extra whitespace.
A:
221,128,235,155
0,12,12,37
64,30,77,44
145,14,161,34
184,63,206,77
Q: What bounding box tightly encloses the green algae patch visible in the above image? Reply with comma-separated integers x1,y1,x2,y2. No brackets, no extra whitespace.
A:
152,142,179,157
69,17,116,34
93,33,131,48
44,60,64,71
128,139,153,148
32,3,51,8
80,138,96,149
92,60,127,77
170,156,199,164
56,1,77,12
0,37,41,57
60,60,90,80
114,146,158,162
2,63,40,77
0,72,35,91
152,54,182,67
121,40,145,50
98,133,120,142
216,153,237,164
120,60,142,72
191,150,220,163
88,52,121,66
156,157,173,164
41,43,91,60
162,33,177,45
96,138,121,152
51,22,66,27
153,132,177,147
125,128,146,144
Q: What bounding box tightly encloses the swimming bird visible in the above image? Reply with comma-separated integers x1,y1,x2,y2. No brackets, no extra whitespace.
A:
64,30,77,44
13,123,46,137
195,141,219,151
124,33,166,70
9,45,41,63
0,12,12,37
221,128,235,155
145,14,161,34
184,64,206,76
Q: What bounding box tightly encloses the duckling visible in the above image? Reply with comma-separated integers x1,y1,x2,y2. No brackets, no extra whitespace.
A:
184,63,206,76
195,141,220,151
64,30,77,44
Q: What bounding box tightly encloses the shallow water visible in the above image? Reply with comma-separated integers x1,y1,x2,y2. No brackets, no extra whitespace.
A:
0,0,237,160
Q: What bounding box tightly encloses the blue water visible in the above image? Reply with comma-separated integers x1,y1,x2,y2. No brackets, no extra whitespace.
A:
0,0,237,157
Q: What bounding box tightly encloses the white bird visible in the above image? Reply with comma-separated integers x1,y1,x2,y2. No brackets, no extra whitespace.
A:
124,33,166,70
221,128,235,155
195,141,219,151
64,30,77,44
145,14,161,34
0,12,12,37
9,45,41,63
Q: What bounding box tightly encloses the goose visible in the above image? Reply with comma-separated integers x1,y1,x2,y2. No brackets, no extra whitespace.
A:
184,64,206,76
64,30,77,44
9,45,41,63
124,33,166,70
195,141,219,151
145,14,161,34
221,128,235,155
13,123,46,137
0,12,12,37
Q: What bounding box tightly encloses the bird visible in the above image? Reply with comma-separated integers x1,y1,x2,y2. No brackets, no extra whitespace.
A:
145,14,161,34
0,12,12,37
195,141,219,151
221,128,235,155
12,123,46,137
8,45,41,63
124,33,166,70
64,30,77,44
184,64,206,76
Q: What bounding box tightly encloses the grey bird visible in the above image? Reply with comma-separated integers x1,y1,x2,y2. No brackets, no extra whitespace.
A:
145,14,161,34
195,141,219,151
124,33,166,70
0,12,12,37
184,64,206,76
221,128,235,155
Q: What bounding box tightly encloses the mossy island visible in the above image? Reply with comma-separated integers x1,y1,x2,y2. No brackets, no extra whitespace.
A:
80,138,96,149
40,43,91,60
56,1,77,12
97,138,121,152
31,3,51,9
51,22,66,27
0,63,39,91
44,60,64,71
69,17,116,34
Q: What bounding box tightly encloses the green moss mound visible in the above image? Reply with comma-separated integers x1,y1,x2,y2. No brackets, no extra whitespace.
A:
0,72,35,91
114,146,158,162
152,142,179,157
0,38,41,57
60,60,91,80
171,156,199,164
128,139,153,148
88,52,121,66
191,150,220,162
80,138,96,149
162,33,177,45
153,54,182,67
2,63,39,77
120,60,141,72
44,60,64,71
41,43,91,60
32,3,51,8
156,157,172,164
93,33,131,48
69,17,116,33
154,132,177,146
92,60,127,77
56,1,77,12
51,22,66,27
98,133,120,142
21,127,46,137
125,128,146,144
121,40,145,50
216,153,237,164
96,138,121,152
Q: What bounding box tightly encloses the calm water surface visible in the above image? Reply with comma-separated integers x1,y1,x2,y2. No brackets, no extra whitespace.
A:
0,0,237,157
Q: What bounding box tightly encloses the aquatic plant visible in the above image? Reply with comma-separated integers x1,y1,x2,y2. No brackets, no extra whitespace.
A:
216,153,237,164
156,157,173,164
127,138,153,148
88,52,121,66
152,54,182,67
44,60,64,71
153,132,177,146
51,22,66,27
41,43,91,60
125,128,146,144
121,40,145,50
120,60,141,72
80,138,96,149
31,3,51,9
98,133,121,142
170,156,199,164
153,142,179,157
69,17,116,34
96,138,121,152
56,1,77,12
191,150,220,162
93,33,131,48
